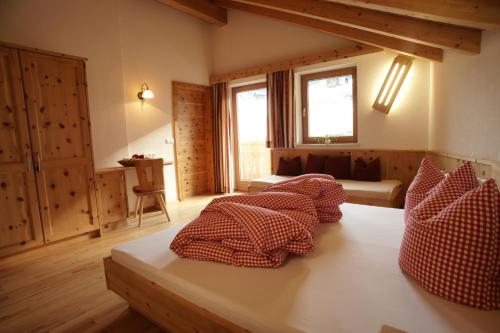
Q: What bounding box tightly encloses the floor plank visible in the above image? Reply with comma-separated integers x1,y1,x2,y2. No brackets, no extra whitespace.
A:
0,195,218,333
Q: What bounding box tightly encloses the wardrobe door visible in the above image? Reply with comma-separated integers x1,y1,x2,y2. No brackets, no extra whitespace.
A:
0,46,44,256
20,51,99,242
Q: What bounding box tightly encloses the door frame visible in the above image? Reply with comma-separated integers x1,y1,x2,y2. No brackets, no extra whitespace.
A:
231,82,267,192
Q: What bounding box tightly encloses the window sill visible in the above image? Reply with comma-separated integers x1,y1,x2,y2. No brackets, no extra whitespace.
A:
295,143,360,149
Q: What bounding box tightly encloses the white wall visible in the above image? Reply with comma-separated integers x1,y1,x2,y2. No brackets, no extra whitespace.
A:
0,0,129,168
430,30,500,162
118,0,213,202
294,51,430,150
0,0,214,202
213,10,430,150
212,9,355,74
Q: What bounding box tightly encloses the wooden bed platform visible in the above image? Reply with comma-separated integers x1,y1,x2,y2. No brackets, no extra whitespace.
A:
103,203,500,333
103,256,248,333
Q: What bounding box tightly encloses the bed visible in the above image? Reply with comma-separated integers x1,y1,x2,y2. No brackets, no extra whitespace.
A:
104,203,500,333
248,175,403,208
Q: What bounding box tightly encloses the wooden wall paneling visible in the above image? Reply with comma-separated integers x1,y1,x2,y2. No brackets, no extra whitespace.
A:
172,82,214,200
0,46,44,257
96,170,128,228
380,150,425,193
426,151,500,184
271,148,425,195
20,51,100,243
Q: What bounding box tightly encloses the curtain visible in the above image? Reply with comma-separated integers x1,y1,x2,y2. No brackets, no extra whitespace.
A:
212,82,232,193
266,69,294,148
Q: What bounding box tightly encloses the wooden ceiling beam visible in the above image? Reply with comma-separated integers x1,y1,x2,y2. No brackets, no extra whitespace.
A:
234,0,481,53
214,0,444,62
209,44,383,84
156,0,227,26
324,0,500,30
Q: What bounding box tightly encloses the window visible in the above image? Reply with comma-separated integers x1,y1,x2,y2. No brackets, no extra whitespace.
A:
301,67,357,144
232,83,270,191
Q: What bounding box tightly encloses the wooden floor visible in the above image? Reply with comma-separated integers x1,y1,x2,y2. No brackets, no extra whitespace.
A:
0,195,219,333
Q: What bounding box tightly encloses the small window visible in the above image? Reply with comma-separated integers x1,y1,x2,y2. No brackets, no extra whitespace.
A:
301,67,357,144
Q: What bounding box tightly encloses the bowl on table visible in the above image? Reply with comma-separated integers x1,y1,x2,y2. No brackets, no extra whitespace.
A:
117,159,137,167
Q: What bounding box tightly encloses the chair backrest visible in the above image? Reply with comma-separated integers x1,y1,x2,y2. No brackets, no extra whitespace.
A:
135,158,164,192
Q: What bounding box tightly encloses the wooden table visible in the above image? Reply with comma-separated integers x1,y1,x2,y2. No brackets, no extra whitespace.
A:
97,161,174,173
95,161,174,227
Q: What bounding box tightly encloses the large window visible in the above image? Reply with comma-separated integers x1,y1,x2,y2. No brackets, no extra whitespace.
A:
301,67,357,144
232,83,270,191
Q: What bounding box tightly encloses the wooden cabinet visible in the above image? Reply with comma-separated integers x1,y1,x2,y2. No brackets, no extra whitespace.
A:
20,51,99,242
96,170,128,227
0,43,100,256
0,46,44,256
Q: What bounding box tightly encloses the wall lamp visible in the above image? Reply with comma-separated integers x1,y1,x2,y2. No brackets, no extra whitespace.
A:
373,55,413,113
138,82,154,109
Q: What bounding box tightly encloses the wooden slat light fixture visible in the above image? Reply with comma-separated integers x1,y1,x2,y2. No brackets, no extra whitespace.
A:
373,55,413,113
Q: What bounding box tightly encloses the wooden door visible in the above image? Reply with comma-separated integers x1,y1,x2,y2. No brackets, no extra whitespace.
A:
20,51,99,242
172,82,214,200
0,46,44,256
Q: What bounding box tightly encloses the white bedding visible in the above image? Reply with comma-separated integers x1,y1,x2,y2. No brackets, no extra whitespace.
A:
249,176,402,201
111,203,500,333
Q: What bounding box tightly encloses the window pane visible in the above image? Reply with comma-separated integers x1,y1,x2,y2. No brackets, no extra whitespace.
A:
236,88,270,180
307,74,353,137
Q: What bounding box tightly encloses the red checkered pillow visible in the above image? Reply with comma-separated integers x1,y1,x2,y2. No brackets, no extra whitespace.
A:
410,162,478,222
405,158,445,221
399,179,500,310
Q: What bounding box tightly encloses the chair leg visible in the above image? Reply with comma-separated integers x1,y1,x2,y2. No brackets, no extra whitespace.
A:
156,193,170,222
134,196,140,218
138,196,145,227
155,194,170,222
155,194,166,215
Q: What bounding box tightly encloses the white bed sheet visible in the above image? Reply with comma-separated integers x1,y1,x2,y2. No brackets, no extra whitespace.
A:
111,203,500,333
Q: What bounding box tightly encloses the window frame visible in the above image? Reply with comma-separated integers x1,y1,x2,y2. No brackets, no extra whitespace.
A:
301,66,358,144
231,82,269,191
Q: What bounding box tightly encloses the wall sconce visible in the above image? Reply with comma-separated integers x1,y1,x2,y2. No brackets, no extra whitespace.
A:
373,55,413,113
138,82,154,109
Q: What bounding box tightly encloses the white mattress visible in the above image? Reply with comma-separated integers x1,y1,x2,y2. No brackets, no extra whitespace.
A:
249,176,402,201
249,175,293,188
111,203,500,333
337,179,402,200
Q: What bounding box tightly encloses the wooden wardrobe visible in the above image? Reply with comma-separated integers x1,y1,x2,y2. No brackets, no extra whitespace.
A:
0,43,99,257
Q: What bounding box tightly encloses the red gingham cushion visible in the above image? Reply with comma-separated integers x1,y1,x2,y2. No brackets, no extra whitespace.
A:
399,179,500,310
405,158,445,222
264,174,347,223
410,162,478,222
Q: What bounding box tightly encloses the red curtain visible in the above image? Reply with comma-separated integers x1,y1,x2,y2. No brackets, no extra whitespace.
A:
212,82,232,193
266,69,295,148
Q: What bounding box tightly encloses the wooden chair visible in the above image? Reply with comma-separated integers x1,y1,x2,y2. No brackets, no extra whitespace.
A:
133,158,170,227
